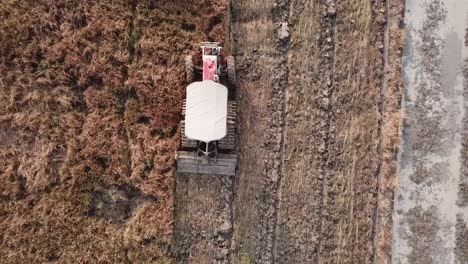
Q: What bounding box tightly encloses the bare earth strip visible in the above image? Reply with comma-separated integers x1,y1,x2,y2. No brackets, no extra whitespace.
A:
229,1,275,262
174,174,233,264
392,0,468,263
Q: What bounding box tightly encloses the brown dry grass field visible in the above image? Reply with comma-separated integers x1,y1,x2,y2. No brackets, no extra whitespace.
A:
0,0,226,263
0,0,405,263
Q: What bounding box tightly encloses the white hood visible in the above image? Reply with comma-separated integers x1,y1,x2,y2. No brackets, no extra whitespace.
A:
184,81,227,142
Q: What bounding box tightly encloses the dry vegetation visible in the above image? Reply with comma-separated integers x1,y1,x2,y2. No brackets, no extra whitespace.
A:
0,0,227,262
317,0,386,262
375,1,405,263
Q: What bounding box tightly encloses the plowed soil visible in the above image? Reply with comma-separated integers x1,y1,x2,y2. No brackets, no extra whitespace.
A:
230,0,404,263
0,0,408,263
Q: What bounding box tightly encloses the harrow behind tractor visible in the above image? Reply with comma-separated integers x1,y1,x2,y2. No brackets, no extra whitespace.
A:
175,42,237,176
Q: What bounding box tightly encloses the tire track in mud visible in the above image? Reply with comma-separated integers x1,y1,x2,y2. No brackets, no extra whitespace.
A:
254,0,292,262
271,0,292,262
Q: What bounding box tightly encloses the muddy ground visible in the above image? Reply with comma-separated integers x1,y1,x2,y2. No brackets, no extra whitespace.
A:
0,0,412,263
392,0,468,263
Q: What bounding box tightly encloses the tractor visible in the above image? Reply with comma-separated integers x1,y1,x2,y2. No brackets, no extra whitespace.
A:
175,42,237,176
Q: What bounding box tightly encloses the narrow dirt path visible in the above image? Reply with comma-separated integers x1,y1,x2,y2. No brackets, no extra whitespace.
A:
392,0,468,263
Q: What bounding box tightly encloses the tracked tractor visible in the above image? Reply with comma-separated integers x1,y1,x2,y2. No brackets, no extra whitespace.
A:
176,42,237,176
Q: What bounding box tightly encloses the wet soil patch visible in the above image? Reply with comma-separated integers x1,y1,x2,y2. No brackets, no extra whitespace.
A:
406,206,439,264
89,184,155,223
455,215,468,262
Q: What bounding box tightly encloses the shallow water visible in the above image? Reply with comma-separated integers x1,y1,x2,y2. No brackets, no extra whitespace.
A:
392,0,468,263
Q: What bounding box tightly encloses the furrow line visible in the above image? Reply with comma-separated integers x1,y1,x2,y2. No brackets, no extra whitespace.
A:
316,0,338,262
271,0,293,262
372,0,390,262
257,0,293,260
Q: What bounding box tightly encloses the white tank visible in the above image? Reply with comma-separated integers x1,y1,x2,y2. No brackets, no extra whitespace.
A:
184,80,228,142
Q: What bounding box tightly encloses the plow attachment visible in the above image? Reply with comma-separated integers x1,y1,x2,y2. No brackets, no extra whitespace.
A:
176,151,237,176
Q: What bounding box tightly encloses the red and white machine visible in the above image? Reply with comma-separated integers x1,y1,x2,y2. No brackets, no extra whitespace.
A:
176,42,237,176
201,43,221,81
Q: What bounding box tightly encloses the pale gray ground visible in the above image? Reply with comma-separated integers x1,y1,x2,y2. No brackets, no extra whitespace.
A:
393,0,468,263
